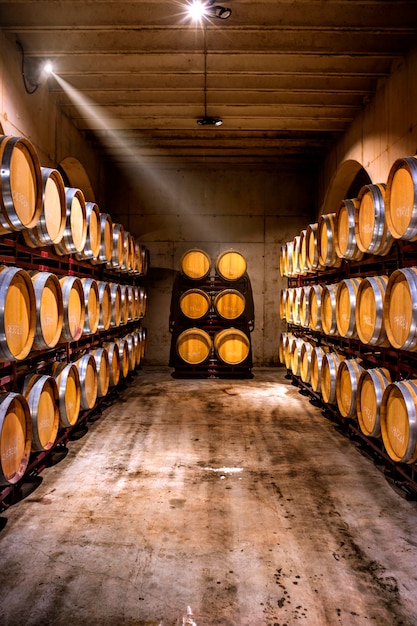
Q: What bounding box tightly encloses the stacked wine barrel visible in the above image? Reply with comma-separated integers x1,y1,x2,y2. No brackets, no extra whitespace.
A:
0,134,148,490
279,155,417,470
169,248,254,378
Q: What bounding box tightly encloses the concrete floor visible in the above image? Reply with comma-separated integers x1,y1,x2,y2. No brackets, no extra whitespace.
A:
0,367,417,626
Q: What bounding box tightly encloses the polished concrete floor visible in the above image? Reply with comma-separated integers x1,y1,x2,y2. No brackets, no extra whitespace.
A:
0,367,417,626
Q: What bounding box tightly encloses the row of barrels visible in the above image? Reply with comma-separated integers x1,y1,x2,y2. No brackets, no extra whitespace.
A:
179,288,246,321
176,327,251,366
280,333,417,465
280,155,417,277
0,327,147,486
0,135,148,274
280,267,417,352
0,265,147,362
180,248,247,282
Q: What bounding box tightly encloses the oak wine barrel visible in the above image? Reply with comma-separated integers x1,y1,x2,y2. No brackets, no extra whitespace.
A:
335,358,364,419
177,328,212,365
22,374,59,452
0,392,32,485
51,361,81,428
214,289,245,320
318,213,342,269
310,346,327,393
81,278,100,335
22,167,66,247
321,283,339,336
214,328,250,365
0,266,36,362
335,198,364,261
103,341,121,387
54,187,87,256
180,249,211,280
180,289,211,320
30,271,63,351
383,267,417,351
321,352,345,404
97,281,112,331
90,347,110,397
385,155,417,241
357,367,391,438
109,282,122,327
381,379,417,464
308,284,323,331
0,135,42,233
75,354,98,410
336,277,362,338
215,250,247,281
59,275,85,342
355,183,393,256
355,275,389,346
75,201,101,262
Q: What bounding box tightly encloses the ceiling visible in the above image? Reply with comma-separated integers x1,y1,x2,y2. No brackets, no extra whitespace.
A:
1,0,417,166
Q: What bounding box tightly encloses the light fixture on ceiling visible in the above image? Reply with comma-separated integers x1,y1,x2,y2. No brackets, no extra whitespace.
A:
16,41,54,94
187,0,232,21
196,23,223,126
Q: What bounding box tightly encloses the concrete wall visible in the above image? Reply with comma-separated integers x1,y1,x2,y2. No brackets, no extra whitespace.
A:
319,48,417,214
105,162,317,366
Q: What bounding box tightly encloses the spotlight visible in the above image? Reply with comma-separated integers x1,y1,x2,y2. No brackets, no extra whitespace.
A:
209,4,232,19
196,116,223,126
43,61,54,75
187,0,232,21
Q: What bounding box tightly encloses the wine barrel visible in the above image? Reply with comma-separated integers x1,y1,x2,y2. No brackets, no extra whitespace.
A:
384,267,417,351
97,281,112,331
0,266,36,362
22,167,66,248
127,285,138,321
108,222,124,270
0,135,42,233
290,337,304,376
291,287,303,326
385,156,417,241
54,187,87,255
292,235,302,275
355,275,389,346
281,332,295,369
124,334,137,372
180,289,211,320
357,367,391,438
75,354,98,410
298,229,309,275
141,246,150,277
103,341,121,387
120,284,130,325
177,328,212,365
279,289,287,321
308,284,323,331
310,346,327,393
75,201,101,262
214,289,245,320
335,358,364,419
215,250,247,281
51,361,81,428
300,340,314,383
90,347,110,397
94,212,113,264
318,213,342,269
305,223,320,272
282,241,294,277
0,392,32,485
336,277,362,338
214,328,250,365
138,286,147,319
321,283,339,336
355,183,393,256
134,241,143,275
335,198,364,261
59,275,85,342
380,379,417,464
30,271,63,351
180,249,211,280
321,352,345,404
278,332,290,365
299,286,310,328
285,287,295,324
22,374,59,452
81,278,100,335
109,282,122,327
117,338,130,378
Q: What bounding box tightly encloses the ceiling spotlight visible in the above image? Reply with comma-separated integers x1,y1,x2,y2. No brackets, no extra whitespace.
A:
43,61,54,75
197,115,223,126
209,4,232,19
187,0,232,21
